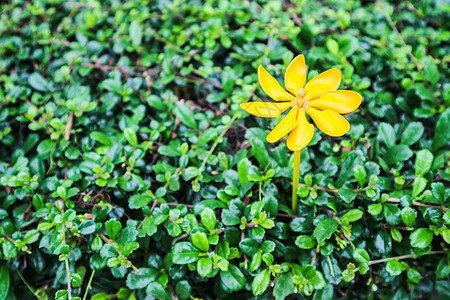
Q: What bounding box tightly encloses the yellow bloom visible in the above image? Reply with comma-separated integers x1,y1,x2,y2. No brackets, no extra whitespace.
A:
240,54,362,151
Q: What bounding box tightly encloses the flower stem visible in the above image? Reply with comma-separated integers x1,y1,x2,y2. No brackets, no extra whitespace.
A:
292,150,301,214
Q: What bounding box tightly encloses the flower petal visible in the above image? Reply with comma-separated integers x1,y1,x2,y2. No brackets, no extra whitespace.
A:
305,68,341,100
258,65,296,102
240,101,293,118
306,107,350,137
287,110,314,151
309,91,362,114
266,107,298,143
284,54,307,96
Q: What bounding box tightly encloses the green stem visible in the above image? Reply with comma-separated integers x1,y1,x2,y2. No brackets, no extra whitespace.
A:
292,150,301,214
82,270,95,300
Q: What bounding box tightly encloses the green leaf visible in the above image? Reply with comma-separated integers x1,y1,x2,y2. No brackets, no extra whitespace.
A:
412,176,428,197
192,232,209,252
383,203,401,225
410,228,433,249
338,188,358,203
173,242,201,264
422,56,439,86
175,102,197,129
368,203,382,215
0,263,10,300
341,209,364,223
126,268,159,289
401,207,416,227
353,248,370,263
384,145,413,165
220,265,245,292
146,282,171,300
415,150,433,176
432,108,450,151
431,182,445,204
90,131,112,146
175,281,191,300
353,165,366,187
386,260,403,276
342,268,355,282
124,128,138,146
129,21,143,47
407,268,422,283
378,122,396,148
201,208,216,231
197,257,213,277
295,235,317,249
252,269,270,296
273,273,295,300
70,273,83,287
79,220,97,235
313,219,339,243
28,72,50,92
400,122,424,146
37,139,56,157
128,194,152,209
105,219,122,240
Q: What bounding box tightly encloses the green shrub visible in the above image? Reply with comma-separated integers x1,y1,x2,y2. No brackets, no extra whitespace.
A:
0,0,448,299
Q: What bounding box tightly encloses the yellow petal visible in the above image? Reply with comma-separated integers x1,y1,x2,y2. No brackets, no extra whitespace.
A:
258,65,296,102
309,91,362,114
240,101,293,118
266,107,298,143
284,54,307,96
287,110,314,151
305,68,341,100
306,107,350,137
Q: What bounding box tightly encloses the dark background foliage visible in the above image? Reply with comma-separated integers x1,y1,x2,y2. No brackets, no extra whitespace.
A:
0,0,449,299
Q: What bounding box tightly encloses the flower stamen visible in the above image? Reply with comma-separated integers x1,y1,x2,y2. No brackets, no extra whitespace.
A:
292,88,309,110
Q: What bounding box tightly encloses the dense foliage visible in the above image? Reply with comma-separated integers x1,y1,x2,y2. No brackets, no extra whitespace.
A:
0,0,449,299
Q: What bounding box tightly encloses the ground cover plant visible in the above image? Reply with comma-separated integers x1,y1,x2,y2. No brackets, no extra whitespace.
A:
0,0,449,299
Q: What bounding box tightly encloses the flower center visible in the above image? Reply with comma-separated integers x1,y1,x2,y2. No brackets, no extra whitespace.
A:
293,88,309,110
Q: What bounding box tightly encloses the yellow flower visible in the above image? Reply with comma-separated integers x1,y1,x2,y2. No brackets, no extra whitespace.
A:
240,54,362,151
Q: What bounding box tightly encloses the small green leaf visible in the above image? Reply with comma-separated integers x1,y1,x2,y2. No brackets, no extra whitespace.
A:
313,219,339,243
368,203,382,215
383,203,401,225
175,102,197,129
201,208,216,231
105,219,122,240
410,228,433,249
353,248,370,263
197,257,213,277
384,145,413,165
28,72,50,92
220,265,245,292
295,235,317,249
354,165,367,187
252,269,270,296
341,209,364,223
129,21,143,47
386,260,403,276
401,122,424,146
401,207,416,227
192,232,209,252
412,176,428,197
124,128,138,146
0,263,10,300
422,56,439,86
378,122,396,148
432,108,450,151
415,150,433,176
173,242,201,264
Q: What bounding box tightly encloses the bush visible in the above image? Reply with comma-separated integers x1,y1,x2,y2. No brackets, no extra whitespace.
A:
0,0,448,299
